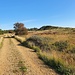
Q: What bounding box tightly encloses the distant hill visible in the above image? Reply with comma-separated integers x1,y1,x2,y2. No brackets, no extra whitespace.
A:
28,25,60,31
28,25,75,31
39,25,59,30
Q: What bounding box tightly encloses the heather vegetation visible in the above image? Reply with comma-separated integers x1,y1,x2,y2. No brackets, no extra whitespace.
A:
21,26,75,75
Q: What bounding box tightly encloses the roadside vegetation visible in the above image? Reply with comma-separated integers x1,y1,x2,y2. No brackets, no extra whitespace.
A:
0,37,4,48
14,36,25,43
9,38,27,75
21,26,75,75
0,29,14,34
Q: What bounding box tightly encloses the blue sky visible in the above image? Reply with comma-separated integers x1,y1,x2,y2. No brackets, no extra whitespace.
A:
0,0,75,30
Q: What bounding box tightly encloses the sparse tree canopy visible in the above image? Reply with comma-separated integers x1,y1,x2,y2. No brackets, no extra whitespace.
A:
14,22,28,35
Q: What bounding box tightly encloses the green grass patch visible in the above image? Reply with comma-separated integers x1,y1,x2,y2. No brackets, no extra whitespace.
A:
0,37,4,48
18,61,27,75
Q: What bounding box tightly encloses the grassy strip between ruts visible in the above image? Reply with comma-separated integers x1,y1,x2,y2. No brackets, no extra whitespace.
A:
14,36,74,75
9,38,27,75
0,37,4,48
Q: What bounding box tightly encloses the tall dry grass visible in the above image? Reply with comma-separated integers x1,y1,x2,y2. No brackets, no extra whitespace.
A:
15,28,75,75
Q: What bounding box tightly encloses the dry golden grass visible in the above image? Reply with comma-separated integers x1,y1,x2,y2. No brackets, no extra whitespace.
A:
20,28,75,74
32,30,74,61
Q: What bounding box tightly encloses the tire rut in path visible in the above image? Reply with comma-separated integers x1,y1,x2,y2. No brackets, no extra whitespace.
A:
11,38,59,75
0,38,25,75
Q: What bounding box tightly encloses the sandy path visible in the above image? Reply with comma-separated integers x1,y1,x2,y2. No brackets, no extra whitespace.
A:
0,38,59,75
11,38,59,75
0,38,24,75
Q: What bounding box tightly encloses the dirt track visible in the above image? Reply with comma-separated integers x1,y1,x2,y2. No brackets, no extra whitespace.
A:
0,38,59,75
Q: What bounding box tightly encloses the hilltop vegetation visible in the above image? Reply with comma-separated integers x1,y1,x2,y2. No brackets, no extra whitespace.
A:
0,29,7,34
28,25,75,32
28,25,58,31
39,25,59,30
0,29,14,35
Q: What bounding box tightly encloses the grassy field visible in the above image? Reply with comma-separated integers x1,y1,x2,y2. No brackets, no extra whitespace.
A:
15,28,75,75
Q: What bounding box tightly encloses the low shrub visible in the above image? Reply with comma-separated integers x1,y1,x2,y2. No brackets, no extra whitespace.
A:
26,35,53,51
25,36,69,52
22,39,72,75
22,41,41,53
22,41,33,49
53,41,68,51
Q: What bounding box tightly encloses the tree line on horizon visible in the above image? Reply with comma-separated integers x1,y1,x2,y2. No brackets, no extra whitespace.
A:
0,22,28,35
0,22,75,35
